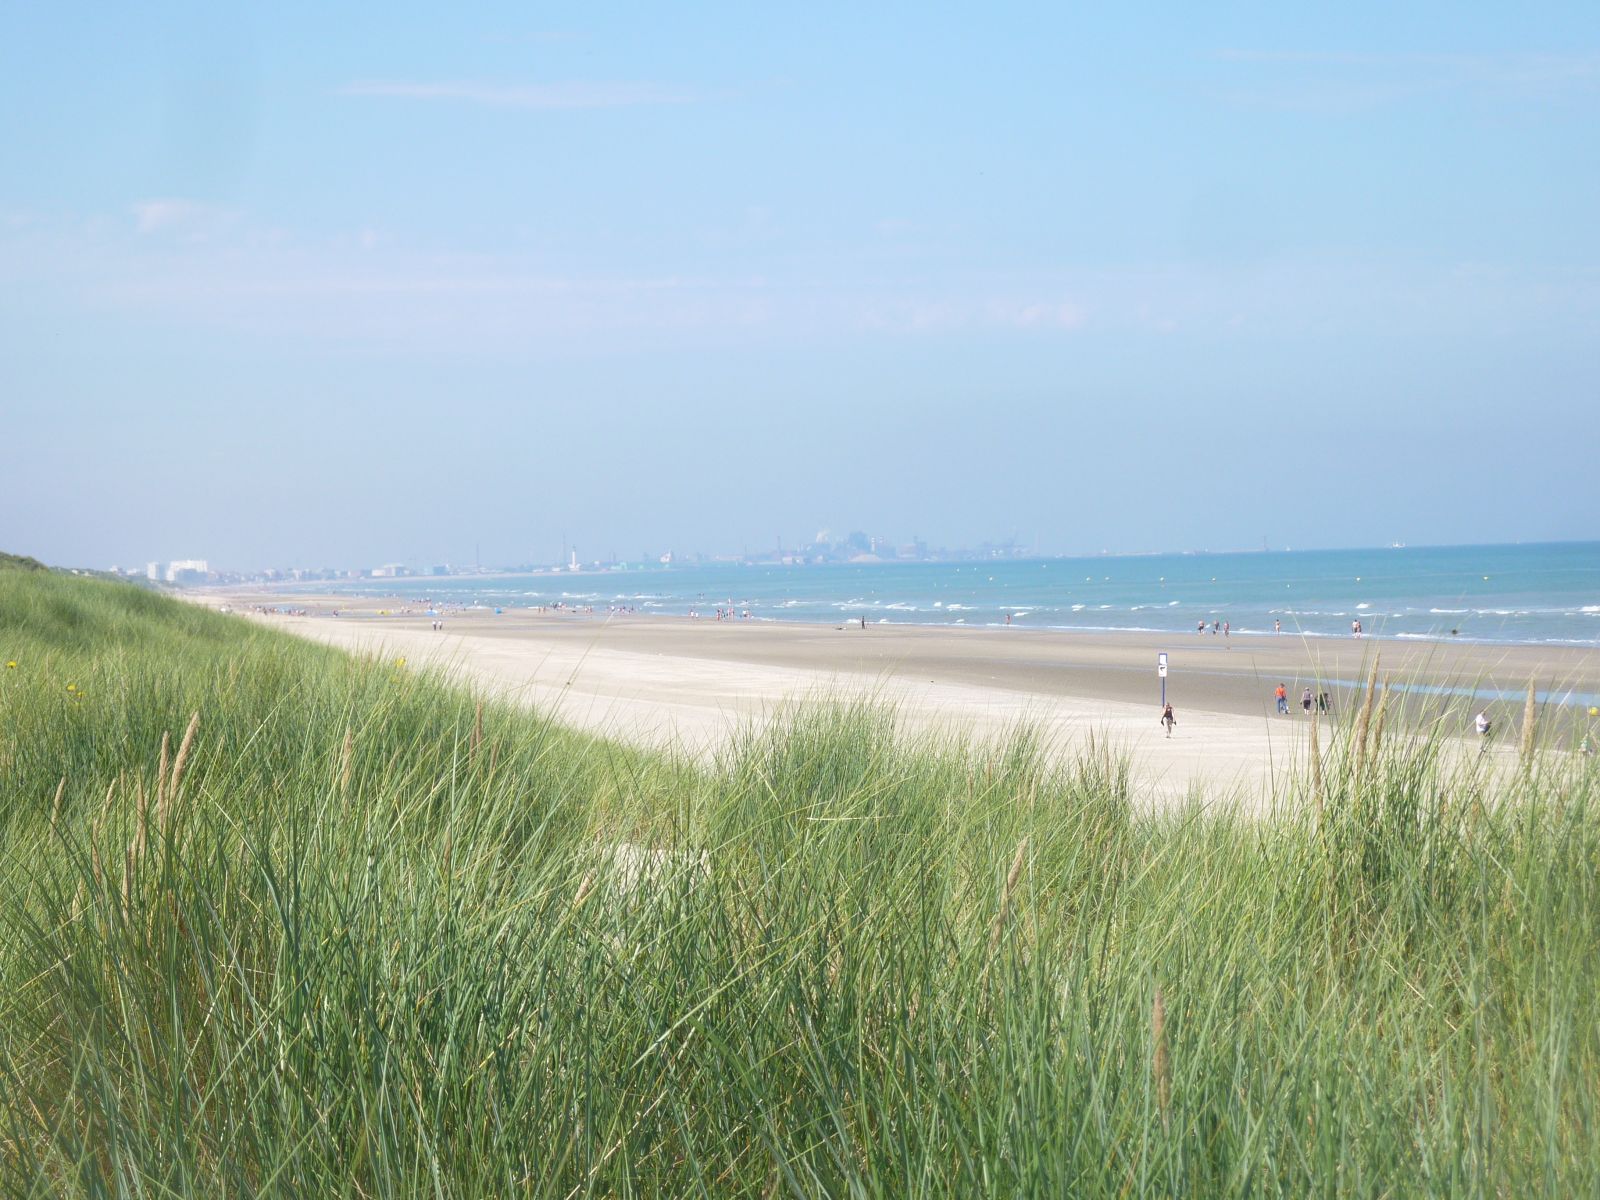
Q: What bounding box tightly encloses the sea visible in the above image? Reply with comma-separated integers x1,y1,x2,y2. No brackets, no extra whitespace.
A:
290,541,1600,648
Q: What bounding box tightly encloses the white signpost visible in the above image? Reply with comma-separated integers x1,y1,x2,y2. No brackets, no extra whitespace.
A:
1158,652,1168,706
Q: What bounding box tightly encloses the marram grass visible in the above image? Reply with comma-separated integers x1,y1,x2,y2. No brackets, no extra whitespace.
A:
1,571,1598,1197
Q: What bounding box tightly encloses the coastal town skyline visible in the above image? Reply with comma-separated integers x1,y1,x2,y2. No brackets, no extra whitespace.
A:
93,531,1591,591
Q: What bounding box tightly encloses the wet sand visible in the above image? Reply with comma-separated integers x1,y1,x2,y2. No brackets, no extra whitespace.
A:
207,591,1599,806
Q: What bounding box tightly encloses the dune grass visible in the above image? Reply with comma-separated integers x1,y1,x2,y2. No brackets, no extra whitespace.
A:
1,570,1597,1196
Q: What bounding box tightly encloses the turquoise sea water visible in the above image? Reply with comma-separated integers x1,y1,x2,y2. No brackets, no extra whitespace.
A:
294,542,1600,647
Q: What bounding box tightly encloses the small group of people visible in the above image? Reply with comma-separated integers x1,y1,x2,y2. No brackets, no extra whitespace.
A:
1274,684,1330,715
533,601,596,615
1186,616,1365,638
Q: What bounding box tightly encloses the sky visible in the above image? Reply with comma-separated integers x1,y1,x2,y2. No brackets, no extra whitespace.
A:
2,2,1598,570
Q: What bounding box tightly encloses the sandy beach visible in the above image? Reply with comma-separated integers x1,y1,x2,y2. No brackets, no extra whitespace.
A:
209,591,1598,805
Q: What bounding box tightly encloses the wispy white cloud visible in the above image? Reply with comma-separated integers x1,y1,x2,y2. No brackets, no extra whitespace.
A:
132,198,235,237
1217,49,1600,78
480,30,582,45
10,207,1599,354
857,296,1089,334
339,80,695,110
1211,49,1600,111
1010,301,1086,331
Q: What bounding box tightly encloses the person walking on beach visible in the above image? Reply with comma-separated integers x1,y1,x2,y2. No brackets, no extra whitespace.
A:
1275,683,1288,714
1197,620,1205,635
1223,620,1230,639
1352,618,1363,638
1274,618,1281,634
1161,703,1176,737
1318,691,1330,714
1301,686,1314,715
1475,709,1492,750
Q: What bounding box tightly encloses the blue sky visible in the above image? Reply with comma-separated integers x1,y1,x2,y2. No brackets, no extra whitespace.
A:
3,2,1598,568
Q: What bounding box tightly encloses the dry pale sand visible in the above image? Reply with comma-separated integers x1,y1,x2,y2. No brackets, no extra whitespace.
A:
211,591,1598,807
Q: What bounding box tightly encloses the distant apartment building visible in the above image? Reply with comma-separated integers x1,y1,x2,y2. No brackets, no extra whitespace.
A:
146,562,162,581
164,559,210,584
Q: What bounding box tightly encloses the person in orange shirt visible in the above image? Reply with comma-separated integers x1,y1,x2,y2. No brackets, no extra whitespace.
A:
1275,683,1288,714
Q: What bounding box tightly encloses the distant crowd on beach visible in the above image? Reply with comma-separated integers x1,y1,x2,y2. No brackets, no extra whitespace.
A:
1198,617,1365,639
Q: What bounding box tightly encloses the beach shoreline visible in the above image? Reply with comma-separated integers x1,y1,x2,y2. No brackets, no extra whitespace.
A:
220,542,1600,649
215,580,1600,652
198,587,1598,804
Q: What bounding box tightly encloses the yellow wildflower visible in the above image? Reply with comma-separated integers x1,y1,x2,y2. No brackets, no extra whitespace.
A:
4,661,15,669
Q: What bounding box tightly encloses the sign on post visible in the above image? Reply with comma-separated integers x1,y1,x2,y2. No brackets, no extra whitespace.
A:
1157,652,1168,707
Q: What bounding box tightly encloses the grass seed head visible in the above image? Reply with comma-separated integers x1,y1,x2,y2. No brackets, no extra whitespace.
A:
1354,655,1380,780
1372,682,1390,758
155,730,171,813
1152,984,1171,1130
340,726,355,792
1309,714,1323,820
168,711,201,807
1521,679,1538,760
987,836,1030,959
